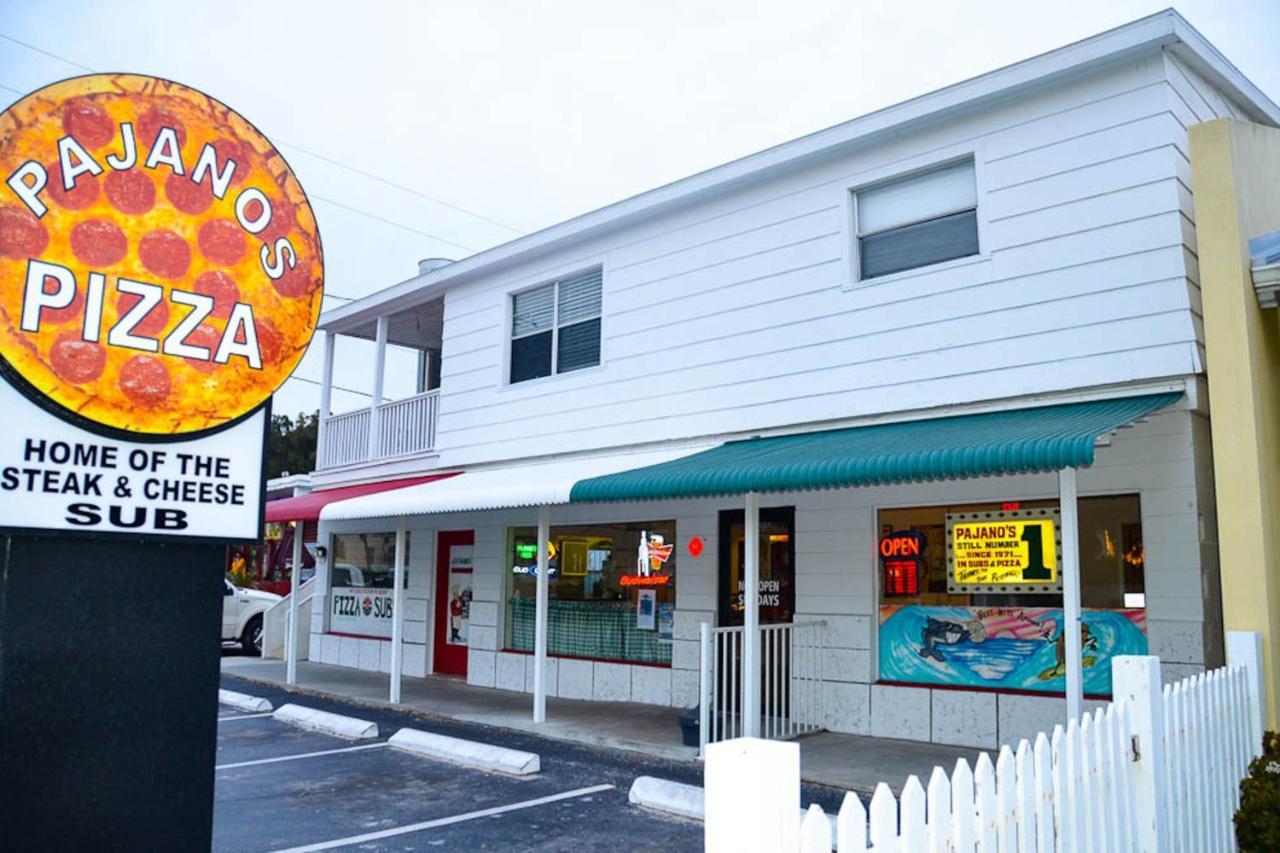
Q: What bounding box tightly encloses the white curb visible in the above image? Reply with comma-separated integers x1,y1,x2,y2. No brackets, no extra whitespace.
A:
628,776,705,821
273,704,379,740
218,689,272,713
388,727,540,776
629,776,839,841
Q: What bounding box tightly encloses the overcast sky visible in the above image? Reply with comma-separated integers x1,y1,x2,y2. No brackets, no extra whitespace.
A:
3,0,1278,421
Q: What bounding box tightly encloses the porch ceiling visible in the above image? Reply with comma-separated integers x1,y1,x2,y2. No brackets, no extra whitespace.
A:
342,298,444,349
568,392,1184,502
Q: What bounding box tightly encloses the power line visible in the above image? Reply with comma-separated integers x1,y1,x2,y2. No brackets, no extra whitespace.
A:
309,193,478,252
284,374,371,398
0,32,93,72
0,72,482,253
0,31,523,238
268,137,523,234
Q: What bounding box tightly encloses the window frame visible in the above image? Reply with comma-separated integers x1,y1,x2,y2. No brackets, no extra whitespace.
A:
501,519,678,667
868,487,1147,687
505,266,604,386
841,151,990,288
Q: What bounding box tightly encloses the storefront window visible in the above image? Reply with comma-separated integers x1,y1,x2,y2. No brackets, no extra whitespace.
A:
506,521,676,665
329,532,410,639
876,495,1146,696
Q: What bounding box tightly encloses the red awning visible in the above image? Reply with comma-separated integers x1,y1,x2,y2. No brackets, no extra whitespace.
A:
264,473,458,524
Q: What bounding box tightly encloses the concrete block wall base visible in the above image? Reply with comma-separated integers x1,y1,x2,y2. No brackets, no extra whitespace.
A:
388,727,540,775
274,703,379,739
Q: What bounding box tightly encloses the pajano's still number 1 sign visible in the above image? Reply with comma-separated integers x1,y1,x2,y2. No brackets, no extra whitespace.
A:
0,74,323,540
946,507,1063,594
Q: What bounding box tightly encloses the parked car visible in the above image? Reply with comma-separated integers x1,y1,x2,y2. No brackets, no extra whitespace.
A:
222,578,281,655
329,563,366,587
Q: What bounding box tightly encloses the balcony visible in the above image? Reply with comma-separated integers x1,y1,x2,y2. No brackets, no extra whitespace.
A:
319,389,440,468
313,282,446,471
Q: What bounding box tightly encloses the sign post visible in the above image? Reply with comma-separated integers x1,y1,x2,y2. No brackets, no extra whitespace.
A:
0,74,322,848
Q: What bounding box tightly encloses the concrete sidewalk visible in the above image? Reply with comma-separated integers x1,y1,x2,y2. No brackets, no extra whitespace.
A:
221,655,982,793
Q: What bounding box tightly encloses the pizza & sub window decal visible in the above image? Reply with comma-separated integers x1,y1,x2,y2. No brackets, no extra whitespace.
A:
0,74,323,437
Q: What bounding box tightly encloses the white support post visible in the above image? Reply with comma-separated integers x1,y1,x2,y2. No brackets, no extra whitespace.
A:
699,622,712,758
368,316,388,459
390,516,407,704
1058,467,1083,722
705,737,800,851
533,505,551,723
1113,655,1168,852
315,331,334,467
286,521,302,685
1227,630,1266,753
743,491,761,739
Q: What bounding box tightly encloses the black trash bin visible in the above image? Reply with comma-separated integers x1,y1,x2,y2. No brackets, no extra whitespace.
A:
678,707,700,747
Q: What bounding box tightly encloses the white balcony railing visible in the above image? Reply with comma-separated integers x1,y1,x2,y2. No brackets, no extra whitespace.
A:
318,389,439,469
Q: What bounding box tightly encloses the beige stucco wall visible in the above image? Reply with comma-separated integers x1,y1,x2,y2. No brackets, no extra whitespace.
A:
1189,118,1280,727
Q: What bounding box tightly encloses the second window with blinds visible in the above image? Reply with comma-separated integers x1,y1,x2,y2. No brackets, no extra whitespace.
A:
509,267,603,383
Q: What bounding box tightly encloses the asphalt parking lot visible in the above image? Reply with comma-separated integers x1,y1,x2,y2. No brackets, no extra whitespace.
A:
214,675,708,852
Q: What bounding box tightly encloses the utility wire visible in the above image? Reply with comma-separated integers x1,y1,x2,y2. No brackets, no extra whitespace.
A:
0,31,522,238
266,137,523,234
308,192,478,252
285,374,371,398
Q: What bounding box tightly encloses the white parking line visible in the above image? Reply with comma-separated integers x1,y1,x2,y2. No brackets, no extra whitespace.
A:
216,742,389,770
217,712,276,722
269,784,616,852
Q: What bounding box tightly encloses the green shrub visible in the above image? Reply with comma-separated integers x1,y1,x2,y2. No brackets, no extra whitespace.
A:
1236,730,1280,851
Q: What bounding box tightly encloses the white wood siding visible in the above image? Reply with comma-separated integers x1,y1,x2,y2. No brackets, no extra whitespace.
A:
430,50,1208,468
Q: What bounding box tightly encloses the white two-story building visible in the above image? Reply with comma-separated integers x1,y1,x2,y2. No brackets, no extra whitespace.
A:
266,10,1278,750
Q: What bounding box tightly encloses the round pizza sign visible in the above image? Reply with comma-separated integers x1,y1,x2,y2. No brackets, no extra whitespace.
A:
0,74,322,437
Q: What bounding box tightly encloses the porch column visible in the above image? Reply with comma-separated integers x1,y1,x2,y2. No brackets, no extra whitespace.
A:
533,505,551,723
315,331,334,468
367,316,388,459
742,491,761,738
286,520,302,685
390,516,408,703
1059,467,1083,721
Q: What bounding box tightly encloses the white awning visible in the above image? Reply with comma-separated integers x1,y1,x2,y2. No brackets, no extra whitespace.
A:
318,445,712,522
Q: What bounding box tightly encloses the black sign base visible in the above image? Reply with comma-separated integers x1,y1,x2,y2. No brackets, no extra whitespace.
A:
0,532,225,850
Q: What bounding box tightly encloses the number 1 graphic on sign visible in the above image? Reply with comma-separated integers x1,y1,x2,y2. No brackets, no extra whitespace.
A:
1020,524,1052,580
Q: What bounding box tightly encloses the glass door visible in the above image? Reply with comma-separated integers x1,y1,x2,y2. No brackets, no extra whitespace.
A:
717,506,795,627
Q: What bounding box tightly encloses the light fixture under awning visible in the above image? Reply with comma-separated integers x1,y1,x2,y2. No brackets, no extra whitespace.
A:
319,446,711,521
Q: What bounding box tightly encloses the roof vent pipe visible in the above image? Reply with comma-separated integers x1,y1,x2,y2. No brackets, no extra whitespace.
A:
418,258,453,275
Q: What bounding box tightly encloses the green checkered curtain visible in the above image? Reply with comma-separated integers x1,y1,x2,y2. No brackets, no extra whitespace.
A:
508,598,671,665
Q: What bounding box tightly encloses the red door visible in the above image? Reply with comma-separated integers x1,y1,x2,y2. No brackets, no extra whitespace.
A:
434,530,475,676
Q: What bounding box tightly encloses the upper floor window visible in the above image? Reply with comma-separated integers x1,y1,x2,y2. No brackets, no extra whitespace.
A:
509,267,602,383
855,159,978,280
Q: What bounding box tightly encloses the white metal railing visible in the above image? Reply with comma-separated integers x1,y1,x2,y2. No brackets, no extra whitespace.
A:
318,389,439,468
704,631,1265,852
375,390,439,459
699,620,825,754
319,408,370,468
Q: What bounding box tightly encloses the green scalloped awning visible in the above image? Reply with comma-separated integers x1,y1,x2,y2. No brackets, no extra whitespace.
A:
569,392,1182,503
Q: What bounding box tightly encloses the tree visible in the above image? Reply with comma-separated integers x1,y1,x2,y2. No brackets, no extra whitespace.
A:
267,410,318,479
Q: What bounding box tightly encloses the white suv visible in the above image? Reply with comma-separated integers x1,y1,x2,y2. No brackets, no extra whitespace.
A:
222,579,282,655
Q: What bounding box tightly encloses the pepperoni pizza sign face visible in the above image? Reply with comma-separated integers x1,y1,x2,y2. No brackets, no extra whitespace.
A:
0,74,322,437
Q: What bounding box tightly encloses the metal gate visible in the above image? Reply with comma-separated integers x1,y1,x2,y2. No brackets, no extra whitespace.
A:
698,620,825,755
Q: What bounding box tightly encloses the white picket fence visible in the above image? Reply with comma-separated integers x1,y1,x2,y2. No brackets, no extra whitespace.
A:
705,631,1265,852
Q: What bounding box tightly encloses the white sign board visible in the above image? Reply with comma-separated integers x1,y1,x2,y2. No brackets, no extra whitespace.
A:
0,380,263,540
329,586,393,638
